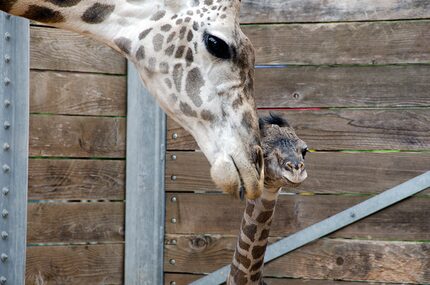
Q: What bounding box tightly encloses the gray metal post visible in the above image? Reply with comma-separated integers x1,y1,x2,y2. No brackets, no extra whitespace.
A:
0,12,30,285
125,63,166,285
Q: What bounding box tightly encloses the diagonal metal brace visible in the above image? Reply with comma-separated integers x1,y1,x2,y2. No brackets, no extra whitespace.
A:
191,171,430,285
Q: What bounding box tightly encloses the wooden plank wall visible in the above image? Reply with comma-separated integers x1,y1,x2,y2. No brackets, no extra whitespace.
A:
26,25,126,284
165,1,430,284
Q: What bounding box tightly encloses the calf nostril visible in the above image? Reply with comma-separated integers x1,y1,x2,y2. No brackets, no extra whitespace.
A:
299,162,305,170
286,162,293,170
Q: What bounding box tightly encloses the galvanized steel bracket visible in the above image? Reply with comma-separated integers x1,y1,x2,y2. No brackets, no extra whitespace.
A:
0,12,29,285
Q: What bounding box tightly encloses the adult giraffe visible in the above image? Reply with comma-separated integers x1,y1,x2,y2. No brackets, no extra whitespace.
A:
1,0,265,198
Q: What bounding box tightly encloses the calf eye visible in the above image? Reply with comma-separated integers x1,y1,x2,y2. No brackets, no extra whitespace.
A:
204,32,231,59
302,147,308,159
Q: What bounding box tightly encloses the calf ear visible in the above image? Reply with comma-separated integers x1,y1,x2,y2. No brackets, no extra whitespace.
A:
268,112,290,127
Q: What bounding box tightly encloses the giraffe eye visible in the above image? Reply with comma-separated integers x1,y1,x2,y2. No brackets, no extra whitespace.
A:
203,32,231,60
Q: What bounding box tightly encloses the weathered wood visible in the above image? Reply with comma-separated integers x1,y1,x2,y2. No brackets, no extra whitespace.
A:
28,159,125,200
167,109,430,151
243,21,430,65
165,235,430,284
165,273,390,285
30,70,126,116
254,65,430,108
165,193,430,240
29,115,126,158
240,0,430,23
27,202,124,244
30,26,126,74
26,244,124,285
166,151,430,195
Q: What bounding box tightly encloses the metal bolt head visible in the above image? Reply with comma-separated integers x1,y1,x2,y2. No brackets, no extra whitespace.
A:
170,281,177,285
2,165,10,173
171,196,177,203
1,232,8,240
1,254,8,262
4,32,11,40
0,276,6,284
4,55,10,63
4,100,10,108
1,209,8,218
4,121,11,129
4,78,10,86
171,218,177,224
171,239,177,245
172,133,178,140
169,259,176,265
171,154,177,160
171,175,177,181
2,187,9,195
350,212,356,219
3,143,10,151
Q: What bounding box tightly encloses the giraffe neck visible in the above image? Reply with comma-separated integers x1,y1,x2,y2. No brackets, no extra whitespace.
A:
227,188,280,285
1,0,163,53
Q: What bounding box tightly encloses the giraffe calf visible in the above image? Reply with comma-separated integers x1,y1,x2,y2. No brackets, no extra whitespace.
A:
228,113,308,285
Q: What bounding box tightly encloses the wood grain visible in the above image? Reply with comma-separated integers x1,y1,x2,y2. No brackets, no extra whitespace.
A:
254,65,430,108
243,21,430,65
30,71,126,116
29,115,126,158
165,235,430,284
240,0,430,23
27,202,124,244
30,26,126,74
26,244,123,285
166,151,430,195
167,109,430,151
164,273,393,285
165,193,430,240
29,159,125,200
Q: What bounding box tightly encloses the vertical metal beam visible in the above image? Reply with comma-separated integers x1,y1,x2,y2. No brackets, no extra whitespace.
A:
0,13,29,285
125,63,166,285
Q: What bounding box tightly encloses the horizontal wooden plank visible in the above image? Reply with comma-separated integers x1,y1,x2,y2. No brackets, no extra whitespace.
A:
30,70,126,116
26,244,123,285
167,109,430,151
29,159,125,200
166,151,430,195
165,193,430,240
164,273,393,285
254,65,430,108
240,0,430,23
243,21,430,65
30,26,126,74
28,202,124,244
30,115,126,158
165,236,430,284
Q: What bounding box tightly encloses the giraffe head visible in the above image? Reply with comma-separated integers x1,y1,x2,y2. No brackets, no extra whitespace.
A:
119,0,264,198
259,113,308,190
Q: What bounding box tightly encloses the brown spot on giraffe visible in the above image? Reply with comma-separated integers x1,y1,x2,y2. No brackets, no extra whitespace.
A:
46,0,81,7
167,32,176,43
252,245,267,259
161,24,172,32
256,211,273,223
230,264,248,285
250,272,262,282
165,45,175,56
81,3,115,24
164,78,172,89
153,33,164,52
238,238,250,251
23,5,64,23
0,0,17,12
150,10,166,21
261,199,276,210
173,64,184,92
250,258,264,271
180,102,198,118
135,46,145,60
185,67,204,107
201,110,215,122
185,48,194,65
139,28,152,40
159,62,169,74
259,229,270,241
235,251,251,269
114,37,132,55
245,202,254,218
175,45,186,58
242,224,257,242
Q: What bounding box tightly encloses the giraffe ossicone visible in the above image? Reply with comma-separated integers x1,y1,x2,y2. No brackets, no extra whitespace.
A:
1,0,265,198
228,113,308,285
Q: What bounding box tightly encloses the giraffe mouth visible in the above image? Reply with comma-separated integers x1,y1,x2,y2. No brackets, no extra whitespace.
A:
230,155,246,200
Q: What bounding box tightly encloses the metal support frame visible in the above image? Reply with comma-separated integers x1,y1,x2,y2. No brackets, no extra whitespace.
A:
192,171,430,285
0,13,30,285
125,63,166,285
